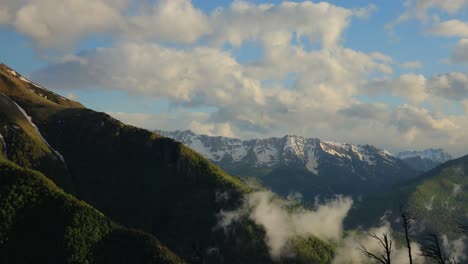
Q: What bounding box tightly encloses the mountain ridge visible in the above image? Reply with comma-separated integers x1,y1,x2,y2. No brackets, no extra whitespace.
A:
155,129,422,202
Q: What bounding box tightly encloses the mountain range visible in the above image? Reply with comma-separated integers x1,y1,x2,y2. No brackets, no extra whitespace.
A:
156,130,452,202
0,64,334,263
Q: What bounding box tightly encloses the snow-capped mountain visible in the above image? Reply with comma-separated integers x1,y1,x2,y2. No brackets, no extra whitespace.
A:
156,130,419,201
156,130,394,174
397,149,452,163
397,149,452,171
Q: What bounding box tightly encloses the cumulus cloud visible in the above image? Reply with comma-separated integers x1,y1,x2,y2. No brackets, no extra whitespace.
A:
125,0,210,43
208,1,363,49
429,19,468,37
3,0,374,50
392,0,468,24
32,43,265,107
365,72,468,103
10,0,468,156
0,0,209,48
218,191,353,258
364,74,428,104
13,0,126,49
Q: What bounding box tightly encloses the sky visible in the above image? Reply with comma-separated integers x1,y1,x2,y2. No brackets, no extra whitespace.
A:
1,0,468,156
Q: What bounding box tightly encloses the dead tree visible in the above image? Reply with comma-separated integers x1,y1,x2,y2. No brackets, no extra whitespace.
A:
419,234,458,264
360,232,392,264
400,208,414,264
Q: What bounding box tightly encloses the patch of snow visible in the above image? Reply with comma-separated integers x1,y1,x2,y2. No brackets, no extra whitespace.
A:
323,140,347,148
305,148,319,174
319,142,350,159
19,76,50,92
284,135,305,157
8,69,18,77
354,146,376,166
381,149,394,156
19,76,31,83
254,145,279,166
12,101,65,163
0,132,6,157
186,138,225,162
231,145,248,162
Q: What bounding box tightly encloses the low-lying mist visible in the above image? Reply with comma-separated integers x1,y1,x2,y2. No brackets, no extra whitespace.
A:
218,191,352,258
218,191,467,263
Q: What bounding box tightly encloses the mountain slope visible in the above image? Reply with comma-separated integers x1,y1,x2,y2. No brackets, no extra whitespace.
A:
0,91,74,192
0,64,335,263
0,157,184,264
346,154,468,233
156,130,418,202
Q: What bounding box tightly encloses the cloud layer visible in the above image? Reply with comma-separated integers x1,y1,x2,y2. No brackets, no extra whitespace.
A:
4,0,468,156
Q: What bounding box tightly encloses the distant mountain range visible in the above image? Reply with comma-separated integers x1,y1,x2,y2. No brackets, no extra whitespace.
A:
397,149,453,172
157,130,452,202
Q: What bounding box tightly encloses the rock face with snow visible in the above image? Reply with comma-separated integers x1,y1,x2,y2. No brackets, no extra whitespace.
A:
156,130,419,201
397,149,453,172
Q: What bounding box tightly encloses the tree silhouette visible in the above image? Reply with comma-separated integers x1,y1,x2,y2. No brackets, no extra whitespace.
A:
360,232,392,264
400,208,414,264
419,234,458,264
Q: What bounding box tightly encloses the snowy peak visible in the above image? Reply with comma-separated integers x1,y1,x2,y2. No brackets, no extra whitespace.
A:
156,130,398,175
397,148,452,163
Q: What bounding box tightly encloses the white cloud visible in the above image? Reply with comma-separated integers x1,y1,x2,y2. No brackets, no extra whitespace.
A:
4,0,374,50
429,19,468,37
126,0,210,43
32,43,266,108
364,74,428,104
209,1,363,49
218,191,353,259
393,0,468,24
14,0,125,49
3,0,210,48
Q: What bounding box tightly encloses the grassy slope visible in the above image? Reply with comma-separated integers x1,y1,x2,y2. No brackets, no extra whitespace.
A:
0,64,335,263
0,64,81,193
0,157,184,264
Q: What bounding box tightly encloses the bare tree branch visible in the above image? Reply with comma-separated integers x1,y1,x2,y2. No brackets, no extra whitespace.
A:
360,232,392,264
419,234,447,264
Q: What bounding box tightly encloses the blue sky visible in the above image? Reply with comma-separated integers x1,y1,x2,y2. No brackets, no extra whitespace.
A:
1,0,468,155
